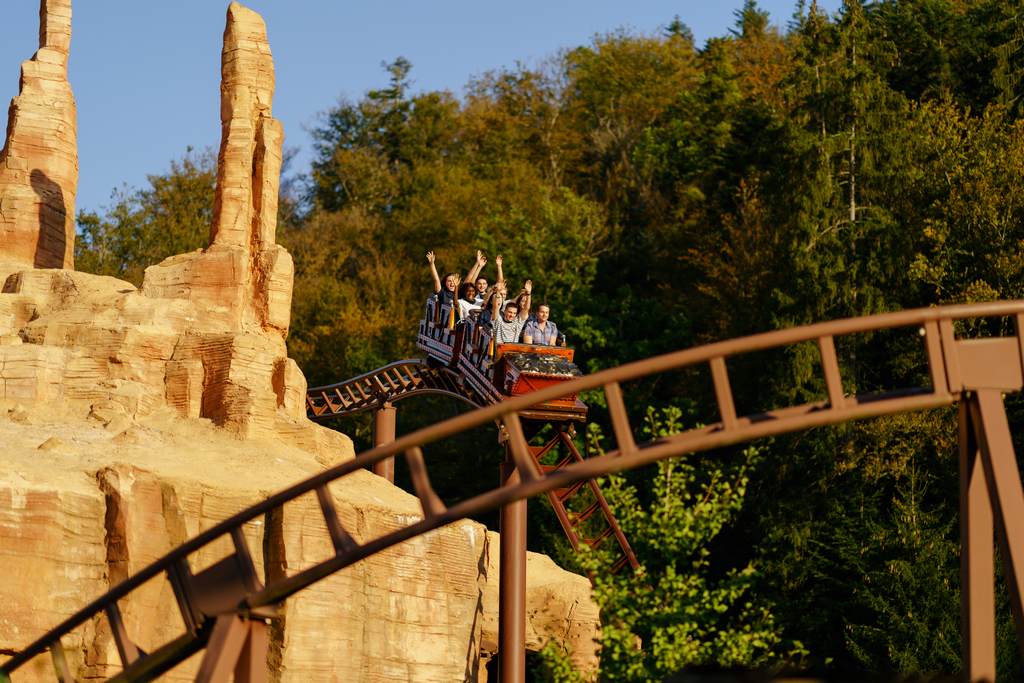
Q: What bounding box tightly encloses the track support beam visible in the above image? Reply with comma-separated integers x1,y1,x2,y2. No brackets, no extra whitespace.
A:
961,389,1024,681
960,400,996,682
373,402,396,483
499,452,527,683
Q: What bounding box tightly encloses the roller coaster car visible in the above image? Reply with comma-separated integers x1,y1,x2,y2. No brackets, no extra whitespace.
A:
416,296,587,419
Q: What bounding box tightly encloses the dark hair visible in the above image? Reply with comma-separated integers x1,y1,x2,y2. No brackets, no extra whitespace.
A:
458,282,476,301
441,272,458,291
537,302,551,311
504,301,519,313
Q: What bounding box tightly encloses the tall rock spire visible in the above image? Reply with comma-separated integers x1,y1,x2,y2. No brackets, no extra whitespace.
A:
139,3,298,437
0,0,78,270
142,1,293,341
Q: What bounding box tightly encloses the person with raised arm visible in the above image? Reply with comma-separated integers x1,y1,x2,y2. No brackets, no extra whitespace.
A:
427,250,487,307
475,253,502,306
479,282,503,327
491,278,532,344
426,251,457,306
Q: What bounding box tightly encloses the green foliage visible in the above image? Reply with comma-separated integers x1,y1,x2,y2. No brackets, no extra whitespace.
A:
844,467,960,671
75,147,215,285
539,408,791,682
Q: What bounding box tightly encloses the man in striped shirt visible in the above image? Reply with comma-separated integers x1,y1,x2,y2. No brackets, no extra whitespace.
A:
491,278,532,344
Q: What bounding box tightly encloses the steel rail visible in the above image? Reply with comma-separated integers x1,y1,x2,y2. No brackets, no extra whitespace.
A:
305,358,486,420
3,299,1020,681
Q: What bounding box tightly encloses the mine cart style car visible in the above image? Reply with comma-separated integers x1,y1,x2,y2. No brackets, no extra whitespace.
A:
416,295,587,421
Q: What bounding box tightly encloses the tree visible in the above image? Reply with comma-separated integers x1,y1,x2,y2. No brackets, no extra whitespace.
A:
75,147,216,285
537,407,790,682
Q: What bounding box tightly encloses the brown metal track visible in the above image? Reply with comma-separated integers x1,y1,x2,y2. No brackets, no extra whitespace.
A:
305,358,483,419
6,300,1024,683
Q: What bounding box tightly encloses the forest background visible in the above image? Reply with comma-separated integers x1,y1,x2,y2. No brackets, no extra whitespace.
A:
74,0,1024,675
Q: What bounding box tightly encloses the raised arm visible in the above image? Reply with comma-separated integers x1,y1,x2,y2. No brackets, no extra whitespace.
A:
492,279,506,319
466,250,487,284
426,251,442,293
495,254,504,283
518,280,532,321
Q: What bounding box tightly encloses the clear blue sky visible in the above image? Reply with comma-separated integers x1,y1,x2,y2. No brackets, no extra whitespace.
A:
1,1,842,217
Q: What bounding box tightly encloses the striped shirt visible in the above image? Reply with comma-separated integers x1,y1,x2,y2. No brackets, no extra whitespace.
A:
492,315,526,344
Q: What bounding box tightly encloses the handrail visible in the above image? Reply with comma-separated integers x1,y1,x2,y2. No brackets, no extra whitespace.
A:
4,299,1022,680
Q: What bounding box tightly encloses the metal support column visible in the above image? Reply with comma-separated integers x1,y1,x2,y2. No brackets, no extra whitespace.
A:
498,448,527,683
960,400,996,682
970,389,1024,670
373,401,396,483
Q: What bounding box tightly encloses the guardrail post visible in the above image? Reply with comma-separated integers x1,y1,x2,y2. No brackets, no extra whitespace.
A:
499,446,527,683
373,401,396,483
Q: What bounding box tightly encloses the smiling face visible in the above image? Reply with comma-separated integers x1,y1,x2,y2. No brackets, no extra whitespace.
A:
503,304,519,322
537,305,550,323
463,285,477,302
443,275,456,292
476,278,487,293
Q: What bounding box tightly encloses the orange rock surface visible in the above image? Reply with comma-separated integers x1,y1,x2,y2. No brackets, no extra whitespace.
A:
0,0,77,271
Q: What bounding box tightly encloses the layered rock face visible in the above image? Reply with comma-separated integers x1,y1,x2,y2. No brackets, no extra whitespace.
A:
0,415,491,683
0,3,600,682
0,0,77,270
137,2,298,438
0,267,331,453
479,531,601,673
142,3,292,339
0,2,302,441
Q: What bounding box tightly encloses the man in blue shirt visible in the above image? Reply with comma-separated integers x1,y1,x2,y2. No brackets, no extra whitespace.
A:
524,303,558,345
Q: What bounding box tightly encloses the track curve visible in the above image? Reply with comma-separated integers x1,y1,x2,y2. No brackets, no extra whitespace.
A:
305,358,487,419
4,300,1024,683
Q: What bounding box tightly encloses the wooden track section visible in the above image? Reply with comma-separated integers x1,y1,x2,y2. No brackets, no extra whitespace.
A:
6,300,1024,682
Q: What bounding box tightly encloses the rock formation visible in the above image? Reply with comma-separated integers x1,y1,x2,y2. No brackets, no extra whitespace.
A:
0,3,601,682
479,531,601,673
0,413,491,683
141,2,293,341
0,0,77,271
137,2,298,438
0,3,303,440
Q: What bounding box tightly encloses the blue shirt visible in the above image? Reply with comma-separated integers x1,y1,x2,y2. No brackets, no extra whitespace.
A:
523,320,558,345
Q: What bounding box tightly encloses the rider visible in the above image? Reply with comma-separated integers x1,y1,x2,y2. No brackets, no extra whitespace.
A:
427,250,487,306
491,278,532,344
523,303,558,345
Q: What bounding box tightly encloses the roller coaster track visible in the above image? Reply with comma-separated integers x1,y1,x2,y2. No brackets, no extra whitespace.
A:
5,301,1024,683
304,358,482,419
304,355,641,578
